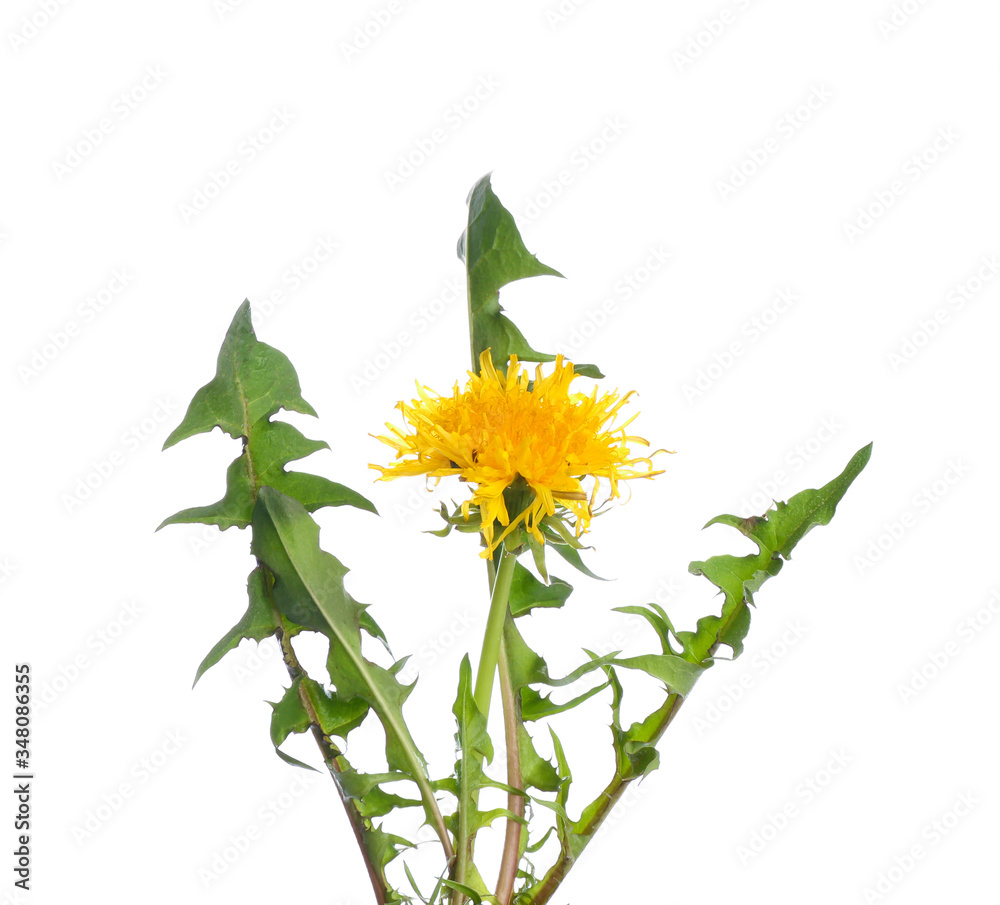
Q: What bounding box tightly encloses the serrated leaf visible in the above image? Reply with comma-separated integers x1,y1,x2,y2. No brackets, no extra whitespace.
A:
160,303,376,530
160,420,375,531
520,682,608,722
517,724,560,793
250,485,449,850
459,174,602,378
612,604,678,656
451,655,496,837
439,879,485,905
509,563,572,618
163,301,316,448
269,677,313,750
681,442,872,663
336,770,423,818
610,654,705,698
193,566,280,685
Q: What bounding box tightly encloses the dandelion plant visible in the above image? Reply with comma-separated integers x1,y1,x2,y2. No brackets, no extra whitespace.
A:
160,174,871,904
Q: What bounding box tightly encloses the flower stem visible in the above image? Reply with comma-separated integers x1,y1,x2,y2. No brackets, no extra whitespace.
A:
473,548,517,718
494,621,524,905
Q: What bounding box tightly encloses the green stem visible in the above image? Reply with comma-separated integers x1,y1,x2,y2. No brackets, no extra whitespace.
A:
526,603,746,905
494,624,524,905
266,592,389,905
473,549,518,718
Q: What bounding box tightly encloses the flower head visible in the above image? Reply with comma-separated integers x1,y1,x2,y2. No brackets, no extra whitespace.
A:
371,350,664,558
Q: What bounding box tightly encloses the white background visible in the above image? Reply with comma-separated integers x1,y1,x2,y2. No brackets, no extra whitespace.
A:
3,1,998,904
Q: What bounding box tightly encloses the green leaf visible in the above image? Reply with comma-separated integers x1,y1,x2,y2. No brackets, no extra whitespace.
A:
509,563,572,617
336,770,423,818
268,676,315,764
163,301,315,448
520,682,607,722
159,302,375,531
250,485,449,847
612,603,680,658
450,655,517,835
160,420,375,531
610,653,705,698
459,173,602,378
193,566,280,685
517,724,560,793
681,442,873,663
439,879,484,905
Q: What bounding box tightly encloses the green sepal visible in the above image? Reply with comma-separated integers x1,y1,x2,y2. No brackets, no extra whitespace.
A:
547,536,605,581
459,174,601,378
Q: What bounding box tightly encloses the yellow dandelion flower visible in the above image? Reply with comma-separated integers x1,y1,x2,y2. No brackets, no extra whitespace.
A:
371,350,665,558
